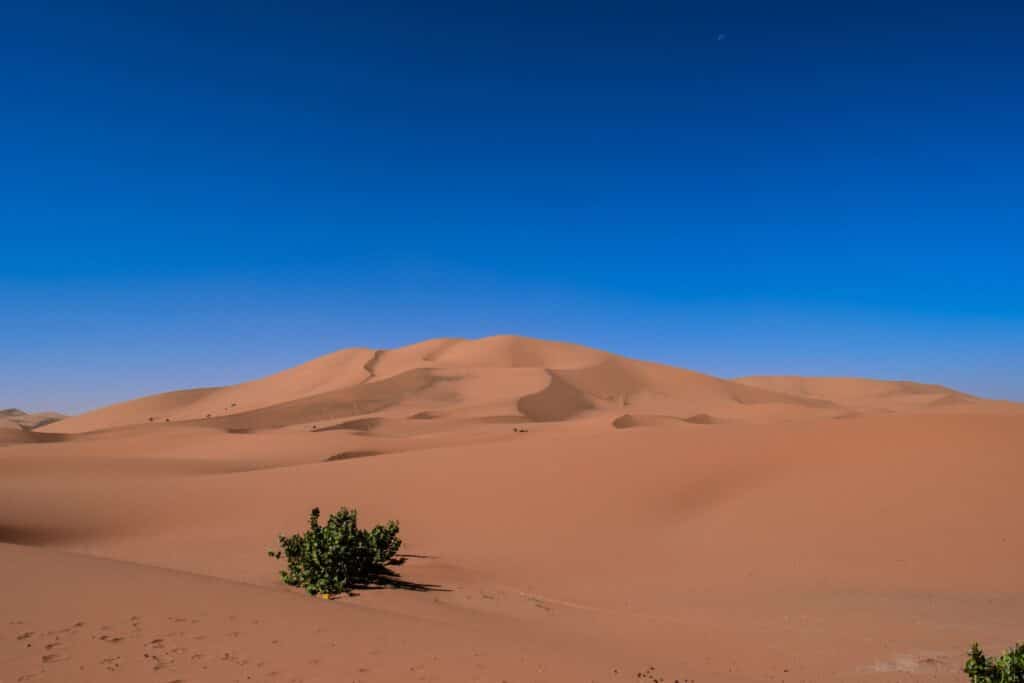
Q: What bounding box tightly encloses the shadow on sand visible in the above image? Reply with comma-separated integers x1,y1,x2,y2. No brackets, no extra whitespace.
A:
349,555,450,594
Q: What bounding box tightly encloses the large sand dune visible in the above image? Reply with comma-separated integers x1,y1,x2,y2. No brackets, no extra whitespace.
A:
41,335,1012,436
4,335,1023,681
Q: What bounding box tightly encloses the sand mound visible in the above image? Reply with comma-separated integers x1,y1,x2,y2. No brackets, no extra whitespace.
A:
42,335,1016,436
736,376,969,405
35,388,220,434
612,414,669,429
612,413,719,429
1,409,66,431
325,450,383,462
318,417,384,433
408,410,442,420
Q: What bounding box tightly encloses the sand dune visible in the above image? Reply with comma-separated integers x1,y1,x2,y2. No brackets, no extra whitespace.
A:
43,335,1010,437
612,412,719,428
6,335,1024,681
1,407,65,430
0,408,67,445
733,375,1012,414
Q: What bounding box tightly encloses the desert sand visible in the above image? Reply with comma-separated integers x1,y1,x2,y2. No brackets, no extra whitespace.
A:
2,335,1022,682
0,409,66,446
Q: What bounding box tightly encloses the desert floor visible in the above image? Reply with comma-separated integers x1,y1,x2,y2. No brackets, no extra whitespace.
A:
2,336,1022,682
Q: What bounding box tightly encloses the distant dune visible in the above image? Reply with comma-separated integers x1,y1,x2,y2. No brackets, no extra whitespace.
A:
1,408,65,429
40,335,1014,437
0,408,66,445
5,336,1023,682
735,375,979,408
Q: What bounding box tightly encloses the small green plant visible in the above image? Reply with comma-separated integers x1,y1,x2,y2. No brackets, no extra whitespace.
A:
965,642,1024,682
269,507,401,595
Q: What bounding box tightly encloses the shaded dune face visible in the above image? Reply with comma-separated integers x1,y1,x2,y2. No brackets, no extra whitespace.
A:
37,334,1017,437
517,371,594,422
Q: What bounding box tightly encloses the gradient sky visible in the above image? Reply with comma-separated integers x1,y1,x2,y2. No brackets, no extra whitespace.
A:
2,1,1022,413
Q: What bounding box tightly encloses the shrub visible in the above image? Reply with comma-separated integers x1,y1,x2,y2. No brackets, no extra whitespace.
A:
965,642,1024,683
269,507,401,595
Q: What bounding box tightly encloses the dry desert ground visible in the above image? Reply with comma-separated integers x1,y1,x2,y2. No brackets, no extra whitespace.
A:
2,335,1022,682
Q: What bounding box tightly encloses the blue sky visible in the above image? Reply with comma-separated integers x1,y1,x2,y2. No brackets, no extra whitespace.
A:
2,1,1022,413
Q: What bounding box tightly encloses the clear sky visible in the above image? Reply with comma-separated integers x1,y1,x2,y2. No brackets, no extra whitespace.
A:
2,1,1022,414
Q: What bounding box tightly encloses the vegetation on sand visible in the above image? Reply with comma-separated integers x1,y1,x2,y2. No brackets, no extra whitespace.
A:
269,507,401,595
965,642,1024,683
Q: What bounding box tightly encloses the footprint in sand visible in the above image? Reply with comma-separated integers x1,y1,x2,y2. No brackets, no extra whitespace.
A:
146,652,174,670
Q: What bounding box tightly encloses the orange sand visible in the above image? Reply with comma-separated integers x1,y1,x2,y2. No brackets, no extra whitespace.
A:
3,335,1022,681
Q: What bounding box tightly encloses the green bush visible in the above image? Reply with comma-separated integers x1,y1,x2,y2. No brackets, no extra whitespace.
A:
268,507,401,595
965,642,1024,682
